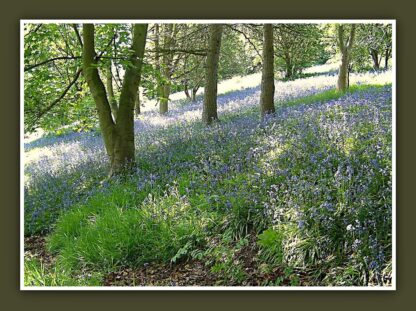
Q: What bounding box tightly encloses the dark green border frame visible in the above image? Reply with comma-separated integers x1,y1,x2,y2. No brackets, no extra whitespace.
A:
2,0,415,309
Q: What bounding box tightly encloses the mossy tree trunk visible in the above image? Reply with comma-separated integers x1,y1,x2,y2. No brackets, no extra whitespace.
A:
337,24,356,92
83,23,148,176
260,24,275,118
202,24,223,125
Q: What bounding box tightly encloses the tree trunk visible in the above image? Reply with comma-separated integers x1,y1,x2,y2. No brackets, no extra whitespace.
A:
134,89,141,116
370,49,380,70
285,67,292,79
337,54,349,92
83,24,117,170
159,84,170,114
260,24,275,118
135,69,143,117
337,24,356,93
83,24,148,176
202,24,223,125
192,87,199,102
284,52,292,79
114,24,148,174
158,24,177,115
184,82,191,101
106,62,118,121
385,48,390,69
154,24,163,112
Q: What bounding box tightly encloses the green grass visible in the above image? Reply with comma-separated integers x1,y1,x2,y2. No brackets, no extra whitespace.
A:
47,183,214,272
24,257,102,286
218,83,391,125
281,83,391,108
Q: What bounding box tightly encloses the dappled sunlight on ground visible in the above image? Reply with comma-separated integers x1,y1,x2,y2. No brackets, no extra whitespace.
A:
25,65,392,173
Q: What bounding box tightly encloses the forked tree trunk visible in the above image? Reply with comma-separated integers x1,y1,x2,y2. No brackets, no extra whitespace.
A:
83,24,148,176
260,24,275,118
337,24,356,93
202,24,223,125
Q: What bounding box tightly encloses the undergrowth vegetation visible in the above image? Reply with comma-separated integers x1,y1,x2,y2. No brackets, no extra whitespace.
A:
24,74,393,286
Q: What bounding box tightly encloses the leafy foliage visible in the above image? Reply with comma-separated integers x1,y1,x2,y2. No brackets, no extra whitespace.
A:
274,24,330,79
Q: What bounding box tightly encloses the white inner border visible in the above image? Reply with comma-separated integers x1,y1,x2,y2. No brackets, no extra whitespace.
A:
20,19,396,291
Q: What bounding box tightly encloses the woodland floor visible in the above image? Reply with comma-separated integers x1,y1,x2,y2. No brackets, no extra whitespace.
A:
24,66,393,287
25,235,311,286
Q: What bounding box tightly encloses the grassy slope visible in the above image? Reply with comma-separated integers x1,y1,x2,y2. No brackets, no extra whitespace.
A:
24,83,392,287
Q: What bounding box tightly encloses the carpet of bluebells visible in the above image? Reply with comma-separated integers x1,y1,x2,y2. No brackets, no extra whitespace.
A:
24,69,393,286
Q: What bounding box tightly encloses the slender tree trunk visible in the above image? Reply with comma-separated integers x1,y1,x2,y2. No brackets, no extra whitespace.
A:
83,24,117,169
385,48,390,69
337,25,356,92
106,62,118,121
158,24,177,114
260,24,275,118
370,49,380,70
184,82,191,101
159,25,170,114
202,24,223,125
192,87,198,102
286,67,292,79
134,89,141,116
154,24,162,111
338,53,349,91
135,69,143,116
113,24,148,174
83,24,148,176
159,83,170,114
284,52,292,79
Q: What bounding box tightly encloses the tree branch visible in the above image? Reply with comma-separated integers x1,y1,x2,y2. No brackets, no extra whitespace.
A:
72,24,83,47
347,24,356,51
148,48,207,56
337,24,345,51
226,24,262,59
24,56,81,72
31,68,82,126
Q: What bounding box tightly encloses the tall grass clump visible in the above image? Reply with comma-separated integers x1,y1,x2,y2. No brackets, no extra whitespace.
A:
47,182,211,272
